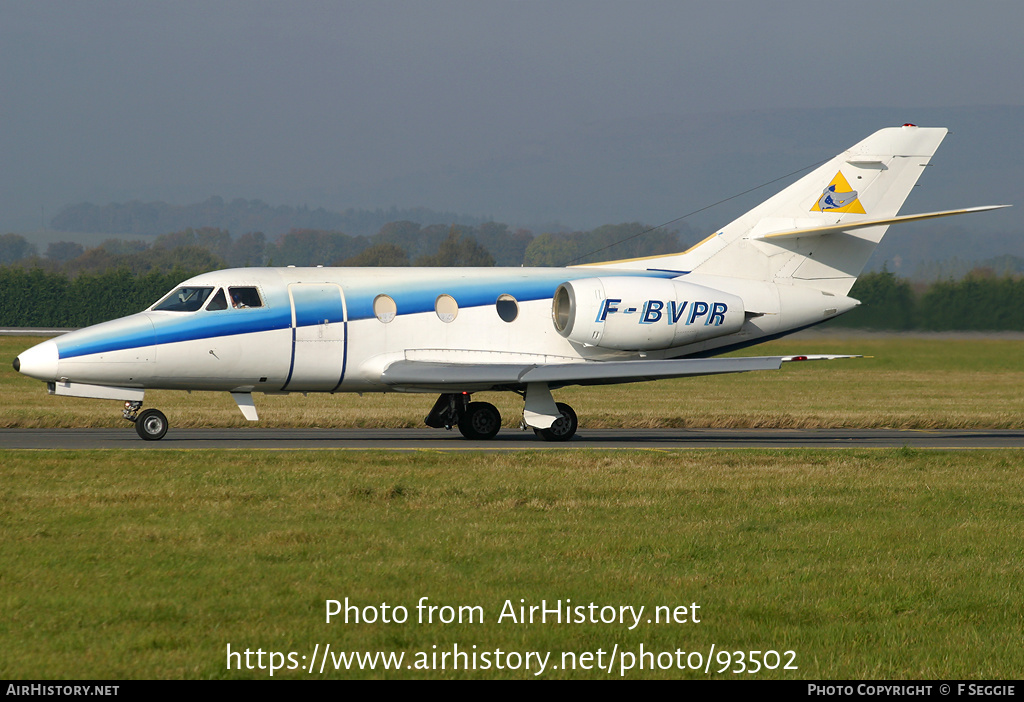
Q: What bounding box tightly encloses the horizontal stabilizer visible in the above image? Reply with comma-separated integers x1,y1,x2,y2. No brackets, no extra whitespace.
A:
754,205,1010,241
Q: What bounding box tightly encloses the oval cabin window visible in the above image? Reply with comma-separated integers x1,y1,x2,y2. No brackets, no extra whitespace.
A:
374,294,397,323
496,294,518,322
435,294,458,323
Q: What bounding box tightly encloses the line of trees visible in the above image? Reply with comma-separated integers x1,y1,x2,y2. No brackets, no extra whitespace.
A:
4,217,1024,330
828,269,1024,331
0,267,200,327
0,220,694,326
2,264,1023,331
0,220,698,273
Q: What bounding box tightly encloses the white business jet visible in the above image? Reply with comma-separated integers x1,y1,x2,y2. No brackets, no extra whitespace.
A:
14,125,1006,440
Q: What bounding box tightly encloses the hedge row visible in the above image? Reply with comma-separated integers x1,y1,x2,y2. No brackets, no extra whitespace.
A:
0,268,198,327
3,266,1023,331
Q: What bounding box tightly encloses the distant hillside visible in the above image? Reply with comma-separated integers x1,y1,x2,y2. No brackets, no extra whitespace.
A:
49,197,484,238
38,106,1022,268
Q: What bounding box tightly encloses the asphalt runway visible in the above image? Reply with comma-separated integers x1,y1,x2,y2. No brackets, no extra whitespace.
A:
2,427,1024,450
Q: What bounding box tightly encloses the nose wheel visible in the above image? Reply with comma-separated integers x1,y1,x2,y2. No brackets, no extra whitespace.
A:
135,409,168,441
124,401,168,441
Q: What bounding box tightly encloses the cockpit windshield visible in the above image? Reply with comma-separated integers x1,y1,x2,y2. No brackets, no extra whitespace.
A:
152,286,215,312
206,289,228,311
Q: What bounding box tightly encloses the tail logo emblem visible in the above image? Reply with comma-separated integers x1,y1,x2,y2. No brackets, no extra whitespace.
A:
812,172,866,214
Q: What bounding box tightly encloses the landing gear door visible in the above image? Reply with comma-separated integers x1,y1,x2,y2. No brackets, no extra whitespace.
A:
284,283,347,392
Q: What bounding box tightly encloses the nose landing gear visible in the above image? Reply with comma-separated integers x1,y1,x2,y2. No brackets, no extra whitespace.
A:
124,401,168,441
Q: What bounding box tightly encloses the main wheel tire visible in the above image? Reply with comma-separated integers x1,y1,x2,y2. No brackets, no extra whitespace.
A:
457,402,501,440
135,408,168,441
534,402,578,442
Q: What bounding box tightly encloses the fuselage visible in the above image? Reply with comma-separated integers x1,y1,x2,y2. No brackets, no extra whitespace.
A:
15,265,850,396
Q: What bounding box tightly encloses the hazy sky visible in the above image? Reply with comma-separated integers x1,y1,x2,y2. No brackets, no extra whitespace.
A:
4,0,1023,232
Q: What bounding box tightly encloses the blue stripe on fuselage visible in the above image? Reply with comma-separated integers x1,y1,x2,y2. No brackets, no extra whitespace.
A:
58,307,292,359
151,306,293,346
342,269,680,321
56,268,680,359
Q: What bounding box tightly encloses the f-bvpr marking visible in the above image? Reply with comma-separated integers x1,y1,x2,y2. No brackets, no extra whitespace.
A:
598,299,729,326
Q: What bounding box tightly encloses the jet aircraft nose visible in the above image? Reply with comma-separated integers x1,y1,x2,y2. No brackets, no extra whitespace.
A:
14,339,59,381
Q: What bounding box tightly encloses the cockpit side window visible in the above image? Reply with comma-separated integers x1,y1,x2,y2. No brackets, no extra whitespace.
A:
153,286,215,312
229,287,263,309
206,288,228,311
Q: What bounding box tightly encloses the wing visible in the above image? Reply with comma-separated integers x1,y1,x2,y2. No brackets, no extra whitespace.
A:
380,354,858,392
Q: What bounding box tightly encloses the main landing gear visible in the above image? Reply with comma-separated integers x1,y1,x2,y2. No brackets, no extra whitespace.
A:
425,393,578,442
425,393,501,440
533,402,578,442
124,401,168,441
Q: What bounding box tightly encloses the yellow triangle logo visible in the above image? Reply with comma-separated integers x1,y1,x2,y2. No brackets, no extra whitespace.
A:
811,172,866,214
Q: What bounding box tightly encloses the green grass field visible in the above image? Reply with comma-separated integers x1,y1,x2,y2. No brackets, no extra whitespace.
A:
3,449,1023,679
3,333,1023,679
3,334,1024,429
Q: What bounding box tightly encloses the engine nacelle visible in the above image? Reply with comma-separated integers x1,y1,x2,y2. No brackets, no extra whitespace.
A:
552,277,745,350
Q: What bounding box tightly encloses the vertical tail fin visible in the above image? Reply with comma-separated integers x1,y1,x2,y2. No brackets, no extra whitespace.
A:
693,124,948,295
611,125,951,295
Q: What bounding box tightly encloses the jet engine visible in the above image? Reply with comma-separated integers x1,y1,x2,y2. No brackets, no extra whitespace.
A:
552,277,745,350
